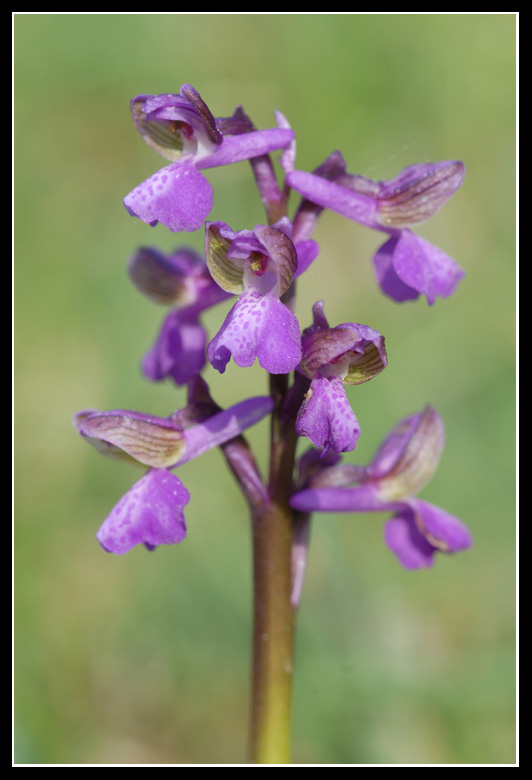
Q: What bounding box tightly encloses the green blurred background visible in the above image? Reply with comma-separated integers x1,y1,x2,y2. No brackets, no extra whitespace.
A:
14,14,516,765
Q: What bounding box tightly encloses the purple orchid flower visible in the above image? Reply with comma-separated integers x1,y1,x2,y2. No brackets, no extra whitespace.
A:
123,85,295,233
128,246,232,385
290,406,472,569
286,155,465,305
73,382,273,554
205,218,319,374
296,301,387,454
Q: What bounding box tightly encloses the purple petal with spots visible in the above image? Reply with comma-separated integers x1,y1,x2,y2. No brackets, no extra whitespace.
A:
296,373,360,454
123,159,213,233
375,231,465,305
96,468,189,554
207,289,302,374
142,308,207,386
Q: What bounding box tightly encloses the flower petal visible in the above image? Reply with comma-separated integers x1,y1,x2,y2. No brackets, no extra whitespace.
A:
293,239,320,279
300,322,386,384
376,161,466,228
373,238,421,302
286,170,378,229
296,373,360,454
142,309,207,386
177,395,274,464
412,499,473,553
374,406,446,501
127,247,200,305
384,510,437,569
207,290,302,374
196,128,295,169
77,410,186,468
124,160,213,233
290,482,387,513
96,469,189,554
386,230,465,305
253,224,298,296
205,221,245,294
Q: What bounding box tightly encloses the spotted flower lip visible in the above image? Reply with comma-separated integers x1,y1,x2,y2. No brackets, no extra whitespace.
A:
73,391,273,554
295,301,387,455
205,219,318,374
290,406,472,569
128,246,232,386
287,159,465,305
123,85,295,233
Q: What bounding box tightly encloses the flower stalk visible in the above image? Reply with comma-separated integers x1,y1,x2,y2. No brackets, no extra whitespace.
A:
250,499,295,764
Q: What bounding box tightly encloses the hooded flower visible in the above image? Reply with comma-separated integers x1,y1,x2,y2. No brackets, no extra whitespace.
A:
205,218,318,374
73,381,273,554
296,301,387,454
128,246,232,385
123,85,295,233
290,406,472,569
286,155,465,305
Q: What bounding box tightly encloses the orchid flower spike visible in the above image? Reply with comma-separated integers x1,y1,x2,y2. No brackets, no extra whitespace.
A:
128,246,232,385
290,406,472,569
287,155,465,305
124,85,295,233
73,383,273,554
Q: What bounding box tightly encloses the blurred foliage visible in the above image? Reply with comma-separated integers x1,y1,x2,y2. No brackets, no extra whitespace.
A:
14,13,516,765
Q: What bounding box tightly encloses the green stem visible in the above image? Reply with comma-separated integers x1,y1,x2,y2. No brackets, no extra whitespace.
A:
248,371,309,763
249,501,295,764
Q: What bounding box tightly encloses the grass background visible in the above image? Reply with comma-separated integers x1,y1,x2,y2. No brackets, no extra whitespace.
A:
14,13,516,765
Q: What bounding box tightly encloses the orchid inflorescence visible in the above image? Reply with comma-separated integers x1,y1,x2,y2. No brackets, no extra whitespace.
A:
75,82,472,580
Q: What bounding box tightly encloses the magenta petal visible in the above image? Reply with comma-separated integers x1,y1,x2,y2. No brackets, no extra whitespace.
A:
207,290,302,374
176,395,274,464
142,309,207,386
293,239,320,279
287,170,379,229
373,237,421,302
196,128,295,169
96,469,189,554
384,511,437,569
290,483,390,513
390,230,465,305
124,160,213,233
296,373,360,454
413,499,473,552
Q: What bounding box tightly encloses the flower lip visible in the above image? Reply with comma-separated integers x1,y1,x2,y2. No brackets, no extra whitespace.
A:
96,468,190,555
